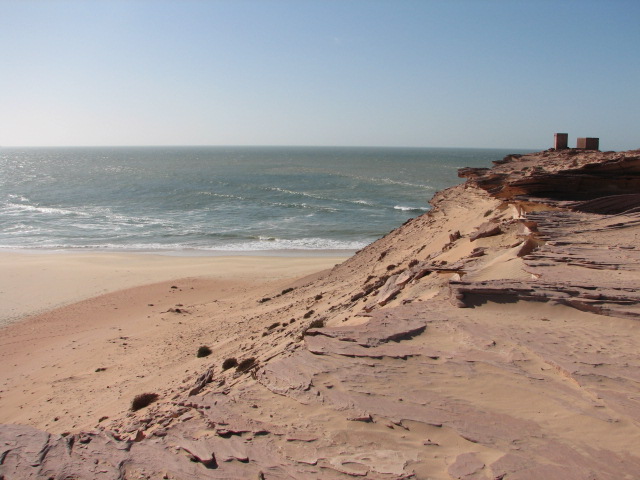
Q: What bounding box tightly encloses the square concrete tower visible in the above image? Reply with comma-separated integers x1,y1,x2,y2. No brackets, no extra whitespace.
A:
554,133,568,149
577,137,599,150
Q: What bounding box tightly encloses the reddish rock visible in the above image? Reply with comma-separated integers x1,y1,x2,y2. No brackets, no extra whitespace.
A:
4,148,640,480
469,221,502,241
447,452,486,479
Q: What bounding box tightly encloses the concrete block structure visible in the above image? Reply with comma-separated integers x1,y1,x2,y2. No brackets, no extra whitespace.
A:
577,137,600,150
554,133,569,149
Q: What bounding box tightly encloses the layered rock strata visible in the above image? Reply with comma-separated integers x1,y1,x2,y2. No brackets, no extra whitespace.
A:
2,149,640,479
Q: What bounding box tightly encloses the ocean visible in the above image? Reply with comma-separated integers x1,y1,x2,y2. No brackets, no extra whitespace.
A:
0,146,529,255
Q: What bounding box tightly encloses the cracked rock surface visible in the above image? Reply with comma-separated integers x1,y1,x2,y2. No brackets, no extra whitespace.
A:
2,149,640,479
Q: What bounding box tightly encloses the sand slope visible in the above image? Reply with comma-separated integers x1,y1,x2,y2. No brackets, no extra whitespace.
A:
2,149,640,479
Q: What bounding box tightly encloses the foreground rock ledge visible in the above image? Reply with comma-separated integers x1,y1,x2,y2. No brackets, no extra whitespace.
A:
2,148,640,479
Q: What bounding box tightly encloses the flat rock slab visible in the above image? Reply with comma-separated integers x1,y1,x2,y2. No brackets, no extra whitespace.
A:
256,349,331,403
451,206,640,319
305,334,427,358
448,452,486,479
305,315,428,347
470,222,502,241
0,425,130,480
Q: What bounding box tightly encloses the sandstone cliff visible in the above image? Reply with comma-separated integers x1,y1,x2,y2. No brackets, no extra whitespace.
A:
2,149,640,479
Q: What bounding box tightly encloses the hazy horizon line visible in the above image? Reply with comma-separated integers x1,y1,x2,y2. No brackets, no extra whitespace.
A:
0,144,543,151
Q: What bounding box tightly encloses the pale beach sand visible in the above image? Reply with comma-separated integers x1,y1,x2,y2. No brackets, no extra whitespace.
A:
0,251,347,326
2,149,640,478
0,251,346,432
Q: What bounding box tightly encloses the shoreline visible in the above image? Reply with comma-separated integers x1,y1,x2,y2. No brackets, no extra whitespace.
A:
0,247,358,257
0,250,349,327
2,148,640,478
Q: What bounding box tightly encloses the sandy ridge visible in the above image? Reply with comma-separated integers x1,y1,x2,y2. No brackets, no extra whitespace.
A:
2,148,640,479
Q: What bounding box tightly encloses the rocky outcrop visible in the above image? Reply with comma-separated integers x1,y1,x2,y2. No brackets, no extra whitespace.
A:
451,193,640,319
3,148,640,479
469,221,502,241
459,148,640,202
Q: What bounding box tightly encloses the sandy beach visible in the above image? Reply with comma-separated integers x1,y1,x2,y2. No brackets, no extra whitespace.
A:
2,149,640,479
0,251,347,326
0,252,346,433
1,0,636,474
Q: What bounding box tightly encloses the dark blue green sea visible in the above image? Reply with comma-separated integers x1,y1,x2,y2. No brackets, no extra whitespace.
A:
0,146,530,255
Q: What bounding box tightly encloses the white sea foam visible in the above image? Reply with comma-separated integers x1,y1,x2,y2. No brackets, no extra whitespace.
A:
379,178,433,189
0,146,524,253
7,194,30,202
393,205,429,212
4,203,93,217
190,237,369,252
0,237,367,253
196,191,247,201
347,174,434,190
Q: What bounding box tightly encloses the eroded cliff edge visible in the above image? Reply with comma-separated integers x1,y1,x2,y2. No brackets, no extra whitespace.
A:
2,148,640,479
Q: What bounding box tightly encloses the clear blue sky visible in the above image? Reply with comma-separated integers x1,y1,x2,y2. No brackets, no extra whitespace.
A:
1,0,638,150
